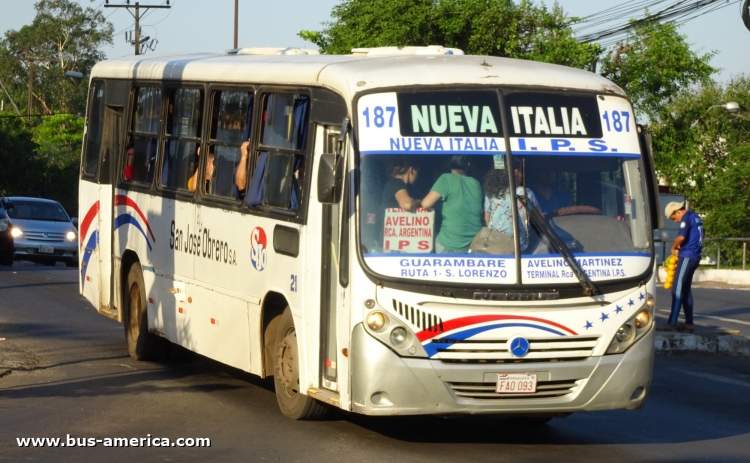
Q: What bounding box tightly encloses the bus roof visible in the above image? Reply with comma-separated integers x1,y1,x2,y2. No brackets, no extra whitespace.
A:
90,51,625,101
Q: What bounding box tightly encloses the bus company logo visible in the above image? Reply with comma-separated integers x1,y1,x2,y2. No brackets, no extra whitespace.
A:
250,227,267,272
113,195,155,251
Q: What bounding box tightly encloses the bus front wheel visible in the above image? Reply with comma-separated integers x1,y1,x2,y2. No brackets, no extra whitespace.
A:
124,264,163,360
273,307,328,420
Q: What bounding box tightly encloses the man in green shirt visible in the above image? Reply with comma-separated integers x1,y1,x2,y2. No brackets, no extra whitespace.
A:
421,156,483,253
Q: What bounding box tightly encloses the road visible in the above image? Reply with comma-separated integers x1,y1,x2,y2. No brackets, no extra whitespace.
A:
1,264,750,463
654,283,750,335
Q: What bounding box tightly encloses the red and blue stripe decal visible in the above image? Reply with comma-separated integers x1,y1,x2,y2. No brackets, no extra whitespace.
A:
114,195,155,250
416,315,578,357
79,201,100,288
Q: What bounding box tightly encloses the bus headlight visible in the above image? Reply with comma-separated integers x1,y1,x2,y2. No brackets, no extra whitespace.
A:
607,307,654,354
66,231,77,242
389,327,408,347
616,325,633,342
366,311,387,331
11,227,23,238
634,309,651,328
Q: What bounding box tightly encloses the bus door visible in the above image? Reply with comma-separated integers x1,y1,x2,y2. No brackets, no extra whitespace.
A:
317,125,348,392
79,80,122,319
97,106,122,317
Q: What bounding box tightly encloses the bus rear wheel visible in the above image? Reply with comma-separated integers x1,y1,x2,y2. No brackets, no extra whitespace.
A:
124,264,163,360
273,307,328,420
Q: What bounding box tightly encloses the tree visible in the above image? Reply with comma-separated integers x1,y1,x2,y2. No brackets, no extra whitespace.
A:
599,19,715,120
30,114,85,214
650,76,750,193
0,0,113,116
0,118,40,199
300,0,601,69
648,76,750,263
699,145,750,237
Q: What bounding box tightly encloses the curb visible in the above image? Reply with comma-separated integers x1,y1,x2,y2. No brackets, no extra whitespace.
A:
655,332,750,357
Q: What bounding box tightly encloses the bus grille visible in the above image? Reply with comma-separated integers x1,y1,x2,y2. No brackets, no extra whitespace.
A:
392,299,443,333
433,336,600,363
448,379,581,399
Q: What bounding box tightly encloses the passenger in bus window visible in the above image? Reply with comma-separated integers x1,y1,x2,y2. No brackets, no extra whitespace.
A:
421,155,483,254
381,157,421,210
233,141,252,198
187,147,215,193
123,142,135,181
482,160,539,251
531,168,572,214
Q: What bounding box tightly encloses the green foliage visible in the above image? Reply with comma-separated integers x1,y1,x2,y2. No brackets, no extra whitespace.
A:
31,113,84,157
698,146,750,238
0,0,110,216
0,115,82,216
599,20,715,120
301,0,601,69
0,0,113,116
650,77,750,194
0,118,39,199
650,76,750,244
698,144,750,266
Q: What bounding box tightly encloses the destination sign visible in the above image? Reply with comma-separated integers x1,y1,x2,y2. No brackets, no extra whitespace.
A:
397,91,503,137
357,91,639,158
504,92,602,138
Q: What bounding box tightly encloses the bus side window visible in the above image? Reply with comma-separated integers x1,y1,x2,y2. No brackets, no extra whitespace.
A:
252,93,308,211
160,88,204,191
125,86,162,184
83,81,105,178
206,90,253,198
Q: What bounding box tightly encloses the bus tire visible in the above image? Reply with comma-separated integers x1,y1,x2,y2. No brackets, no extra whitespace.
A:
273,307,328,420
124,264,163,360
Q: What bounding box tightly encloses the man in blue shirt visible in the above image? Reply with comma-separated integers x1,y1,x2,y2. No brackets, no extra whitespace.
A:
664,201,704,332
531,169,572,214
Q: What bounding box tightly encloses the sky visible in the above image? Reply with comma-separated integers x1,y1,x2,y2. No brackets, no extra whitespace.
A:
0,0,748,83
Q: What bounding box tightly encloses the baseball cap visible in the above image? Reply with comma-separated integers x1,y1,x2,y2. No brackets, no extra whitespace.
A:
664,201,686,218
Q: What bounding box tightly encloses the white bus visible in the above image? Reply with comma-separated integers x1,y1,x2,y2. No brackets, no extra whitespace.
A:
79,46,662,421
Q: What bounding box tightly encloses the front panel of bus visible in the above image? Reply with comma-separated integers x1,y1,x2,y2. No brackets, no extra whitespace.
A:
348,87,656,415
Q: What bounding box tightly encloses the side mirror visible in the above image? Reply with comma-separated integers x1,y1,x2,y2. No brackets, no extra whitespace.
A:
317,154,344,203
71,217,78,227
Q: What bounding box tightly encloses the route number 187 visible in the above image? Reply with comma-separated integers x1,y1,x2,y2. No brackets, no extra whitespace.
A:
362,106,396,128
602,110,630,132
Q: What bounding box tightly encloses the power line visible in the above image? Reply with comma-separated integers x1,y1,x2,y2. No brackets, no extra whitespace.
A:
574,0,741,45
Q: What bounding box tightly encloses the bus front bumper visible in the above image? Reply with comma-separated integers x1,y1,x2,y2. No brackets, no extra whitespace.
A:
350,323,654,416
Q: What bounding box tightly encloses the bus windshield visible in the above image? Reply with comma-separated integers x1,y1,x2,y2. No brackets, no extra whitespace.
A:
357,89,652,286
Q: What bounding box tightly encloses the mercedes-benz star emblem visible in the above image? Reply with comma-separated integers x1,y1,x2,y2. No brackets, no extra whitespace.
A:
508,336,530,357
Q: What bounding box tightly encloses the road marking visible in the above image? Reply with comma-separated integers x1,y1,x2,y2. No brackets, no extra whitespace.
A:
675,369,750,389
657,309,750,327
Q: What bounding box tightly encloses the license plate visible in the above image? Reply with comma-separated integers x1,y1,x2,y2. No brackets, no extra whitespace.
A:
496,373,537,394
38,245,54,254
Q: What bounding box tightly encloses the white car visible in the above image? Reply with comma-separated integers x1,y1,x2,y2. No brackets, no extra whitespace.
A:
4,197,78,267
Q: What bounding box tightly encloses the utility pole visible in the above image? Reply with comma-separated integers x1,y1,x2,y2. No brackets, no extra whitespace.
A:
105,1,171,55
234,0,239,49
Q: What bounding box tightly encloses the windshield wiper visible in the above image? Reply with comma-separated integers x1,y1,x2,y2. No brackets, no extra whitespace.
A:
517,196,600,297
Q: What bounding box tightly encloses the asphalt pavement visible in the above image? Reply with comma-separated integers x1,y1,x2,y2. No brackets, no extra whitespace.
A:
654,283,750,336
2,264,750,462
